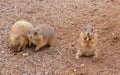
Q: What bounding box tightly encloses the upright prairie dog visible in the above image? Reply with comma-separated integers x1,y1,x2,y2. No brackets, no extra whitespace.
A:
9,20,33,52
28,24,54,51
75,25,98,59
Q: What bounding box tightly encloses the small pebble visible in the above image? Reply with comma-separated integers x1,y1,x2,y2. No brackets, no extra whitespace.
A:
112,33,115,36
73,69,77,72
72,32,75,35
45,71,49,75
22,53,29,57
80,63,85,67
1,50,4,54
71,43,74,46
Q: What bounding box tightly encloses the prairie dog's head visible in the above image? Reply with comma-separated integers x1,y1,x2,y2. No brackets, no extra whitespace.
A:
81,25,97,41
28,28,43,43
10,35,20,50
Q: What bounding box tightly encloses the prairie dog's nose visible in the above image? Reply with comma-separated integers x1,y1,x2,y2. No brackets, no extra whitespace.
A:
87,32,90,37
29,35,32,39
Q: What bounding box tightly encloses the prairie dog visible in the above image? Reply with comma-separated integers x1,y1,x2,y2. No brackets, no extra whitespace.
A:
28,24,54,51
9,20,33,52
75,25,98,59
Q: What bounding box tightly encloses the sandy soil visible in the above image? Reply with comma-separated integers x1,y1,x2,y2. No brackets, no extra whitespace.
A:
0,0,120,75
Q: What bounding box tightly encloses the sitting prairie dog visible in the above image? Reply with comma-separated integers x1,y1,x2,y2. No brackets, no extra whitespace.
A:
9,20,33,52
28,24,55,51
75,25,98,59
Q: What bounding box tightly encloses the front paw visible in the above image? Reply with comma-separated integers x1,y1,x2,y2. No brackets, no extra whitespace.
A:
34,47,39,52
75,55,80,59
93,50,98,58
93,54,98,58
49,47,54,49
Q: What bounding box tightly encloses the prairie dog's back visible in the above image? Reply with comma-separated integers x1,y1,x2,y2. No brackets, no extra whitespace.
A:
29,24,54,39
39,25,54,39
11,21,33,35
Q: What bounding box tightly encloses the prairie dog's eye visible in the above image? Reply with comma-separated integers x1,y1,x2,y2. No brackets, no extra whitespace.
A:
34,32,37,35
15,37,19,40
84,37,87,40
91,28,93,31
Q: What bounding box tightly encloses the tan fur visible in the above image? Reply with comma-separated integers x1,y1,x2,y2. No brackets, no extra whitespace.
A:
28,24,54,51
9,20,33,52
75,25,98,59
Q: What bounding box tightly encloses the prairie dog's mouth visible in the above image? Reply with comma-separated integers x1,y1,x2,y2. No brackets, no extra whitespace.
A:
86,37,89,41
85,32,92,41
84,37,90,41
84,36,91,42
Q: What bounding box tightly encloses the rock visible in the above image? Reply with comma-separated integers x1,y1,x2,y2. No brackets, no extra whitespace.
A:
22,53,29,57
80,63,85,67
73,69,77,72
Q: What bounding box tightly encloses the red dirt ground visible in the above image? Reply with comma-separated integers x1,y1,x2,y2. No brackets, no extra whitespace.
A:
0,0,120,75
